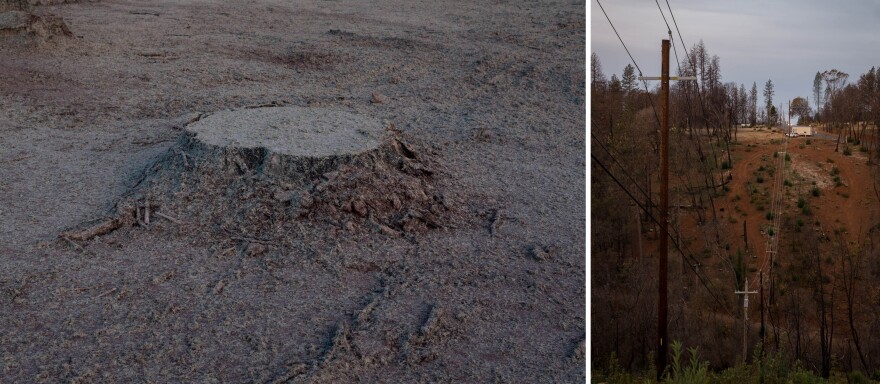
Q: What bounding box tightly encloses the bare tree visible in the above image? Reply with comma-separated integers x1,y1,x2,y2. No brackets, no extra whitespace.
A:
838,237,870,372
791,97,812,123
821,69,849,152
814,72,823,123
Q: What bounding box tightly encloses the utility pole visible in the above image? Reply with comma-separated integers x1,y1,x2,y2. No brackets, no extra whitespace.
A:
638,39,696,380
735,277,758,364
760,270,765,354
633,206,642,261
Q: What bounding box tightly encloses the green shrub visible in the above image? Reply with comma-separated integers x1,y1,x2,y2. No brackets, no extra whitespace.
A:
785,153,791,161
802,205,812,215
851,370,871,384
773,151,779,158
784,179,792,187
797,219,804,227
665,340,710,384
844,146,853,156
797,197,806,208
721,161,730,169
756,175,764,183
831,166,840,176
766,211,774,220
806,139,811,145
812,187,821,196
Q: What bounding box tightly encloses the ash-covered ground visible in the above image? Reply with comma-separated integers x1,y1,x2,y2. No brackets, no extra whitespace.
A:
0,0,585,382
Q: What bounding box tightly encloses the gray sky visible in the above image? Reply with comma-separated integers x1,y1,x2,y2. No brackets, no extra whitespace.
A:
591,0,880,120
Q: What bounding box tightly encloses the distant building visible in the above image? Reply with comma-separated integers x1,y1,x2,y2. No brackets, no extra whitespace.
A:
793,126,813,136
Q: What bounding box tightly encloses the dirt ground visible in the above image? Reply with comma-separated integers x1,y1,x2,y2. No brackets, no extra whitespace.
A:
0,1,586,382
684,127,880,292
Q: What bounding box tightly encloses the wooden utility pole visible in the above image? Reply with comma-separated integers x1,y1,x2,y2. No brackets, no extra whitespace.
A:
638,39,695,380
658,38,671,378
735,277,758,364
760,270,765,354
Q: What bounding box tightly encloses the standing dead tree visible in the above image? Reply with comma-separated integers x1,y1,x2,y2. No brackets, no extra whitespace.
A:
820,69,849,152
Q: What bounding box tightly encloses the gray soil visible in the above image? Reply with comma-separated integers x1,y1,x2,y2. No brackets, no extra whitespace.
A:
0,0,586,382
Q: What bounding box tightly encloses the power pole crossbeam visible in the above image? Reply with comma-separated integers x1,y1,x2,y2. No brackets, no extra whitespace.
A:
735,277,758,364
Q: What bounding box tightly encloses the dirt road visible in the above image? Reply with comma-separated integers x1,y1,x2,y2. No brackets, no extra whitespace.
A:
0,1,586,382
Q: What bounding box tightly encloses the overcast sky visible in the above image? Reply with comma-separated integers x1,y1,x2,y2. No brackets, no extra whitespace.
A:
591,0,880,119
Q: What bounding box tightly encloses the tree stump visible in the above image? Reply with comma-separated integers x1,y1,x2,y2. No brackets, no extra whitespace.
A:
109,106,450,240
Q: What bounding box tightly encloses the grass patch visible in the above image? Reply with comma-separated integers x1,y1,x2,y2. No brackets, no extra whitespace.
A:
802,204,812,215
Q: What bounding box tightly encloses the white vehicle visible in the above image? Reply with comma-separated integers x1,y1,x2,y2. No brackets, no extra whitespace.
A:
786,132,799,138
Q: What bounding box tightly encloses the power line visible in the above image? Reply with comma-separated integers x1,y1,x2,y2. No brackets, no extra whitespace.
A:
594,0,663,128
596,0,644,77
592,153,733,316
655,0,672,35
590,133,653,202
591,133,688,244
595,0,733,315
660,0,728,246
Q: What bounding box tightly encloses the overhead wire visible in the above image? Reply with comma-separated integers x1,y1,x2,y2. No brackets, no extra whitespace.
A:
590,0,730,314
591,132,686,243
594,0,663,128
660,0,736,276
592,153,734,316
